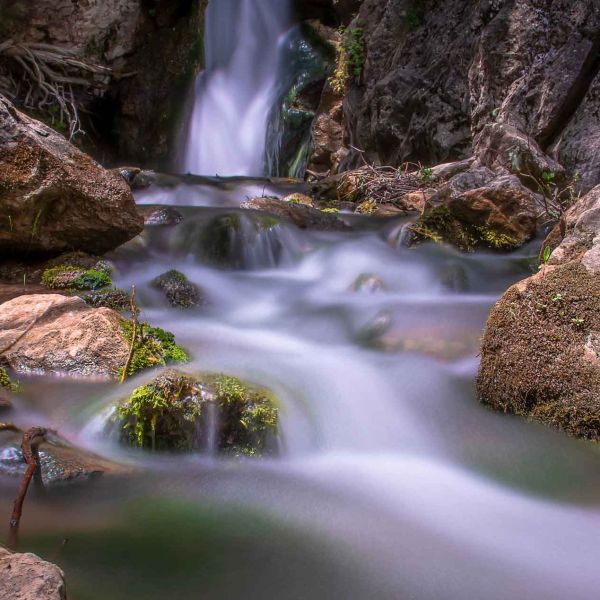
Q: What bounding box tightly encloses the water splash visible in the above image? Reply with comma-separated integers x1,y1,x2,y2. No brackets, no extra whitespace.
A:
183,0,292,176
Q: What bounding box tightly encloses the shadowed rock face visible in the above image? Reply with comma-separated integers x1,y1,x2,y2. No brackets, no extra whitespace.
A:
477,185,600,440
323,0,600,194
0,548,66,600
0,97,143,257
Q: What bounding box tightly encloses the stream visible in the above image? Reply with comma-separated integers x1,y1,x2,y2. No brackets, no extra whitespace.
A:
2,1,600,598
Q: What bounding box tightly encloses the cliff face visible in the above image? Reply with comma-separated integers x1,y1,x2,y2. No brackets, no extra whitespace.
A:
314,0,600,193
4,0,207,168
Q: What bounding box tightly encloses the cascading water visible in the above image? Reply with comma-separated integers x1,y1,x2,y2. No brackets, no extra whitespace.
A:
183,0,292,176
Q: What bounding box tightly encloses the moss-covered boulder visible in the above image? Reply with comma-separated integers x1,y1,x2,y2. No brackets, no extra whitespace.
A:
151,270,203,308
112,369,279,455
42,266,112,291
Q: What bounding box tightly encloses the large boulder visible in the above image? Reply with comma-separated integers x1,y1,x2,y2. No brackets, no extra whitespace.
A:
0,548,66,600
0,96,143,256
0,294,189,380
0,294,129,378
477,185,600,439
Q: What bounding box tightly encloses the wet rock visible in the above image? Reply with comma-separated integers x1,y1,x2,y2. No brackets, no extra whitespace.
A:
110,369,279,456
0,294,129,379
241,197,349,231
82,288,131,312
0,96,143,257
151,270,203,309
351,274,385,293
138,206,184,227
412,174,538,251
283,193,314,207
478,185,600,440
0,428,126,485
0,547,66,600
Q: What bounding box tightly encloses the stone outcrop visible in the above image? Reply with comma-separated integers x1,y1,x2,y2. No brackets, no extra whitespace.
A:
0,294,129,378
0,548,66,600
0,96,143,257
477,185,600,439
313,0,600,197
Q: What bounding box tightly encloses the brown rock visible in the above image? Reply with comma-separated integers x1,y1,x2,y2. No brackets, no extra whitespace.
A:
241,197,349,231
0,548,66,600
0,294,129,379
0,96,143,257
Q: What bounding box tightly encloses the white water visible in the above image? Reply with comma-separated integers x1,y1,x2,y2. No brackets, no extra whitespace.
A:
183,0,291,176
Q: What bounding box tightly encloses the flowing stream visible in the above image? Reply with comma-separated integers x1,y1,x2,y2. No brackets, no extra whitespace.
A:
2,5,600,599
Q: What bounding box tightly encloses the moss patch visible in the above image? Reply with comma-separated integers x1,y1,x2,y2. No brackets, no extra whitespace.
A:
113,370,279,454
0,367,19,393
118,321,190,379
477,263,600,440
42,266,112,291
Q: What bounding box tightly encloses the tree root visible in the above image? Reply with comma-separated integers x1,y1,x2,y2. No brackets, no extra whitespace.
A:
0,39,111,140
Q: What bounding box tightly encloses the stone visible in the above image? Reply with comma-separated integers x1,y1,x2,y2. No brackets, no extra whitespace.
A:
151,270,203,309
110,369,279,456
138,206,184,227
0,294,129,379
241,197,350,231
0,548,66,600
0,96,143,257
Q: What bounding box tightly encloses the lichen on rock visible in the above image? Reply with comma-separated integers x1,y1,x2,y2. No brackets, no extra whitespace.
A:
112,369,279,455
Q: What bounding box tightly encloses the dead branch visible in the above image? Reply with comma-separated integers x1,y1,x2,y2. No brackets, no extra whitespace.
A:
9,427,47,542
120,285,138,384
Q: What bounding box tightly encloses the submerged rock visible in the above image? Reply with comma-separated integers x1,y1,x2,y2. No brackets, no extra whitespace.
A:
0,427,125,485
478,184,600,439
241,197,349,231
151,270,203,309
111,369,279,456
0,294,188,380
0,547,66,600
0,96,143,257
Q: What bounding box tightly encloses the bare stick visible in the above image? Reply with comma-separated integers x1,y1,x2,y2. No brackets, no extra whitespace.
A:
120,285,138,384
9,427,47,541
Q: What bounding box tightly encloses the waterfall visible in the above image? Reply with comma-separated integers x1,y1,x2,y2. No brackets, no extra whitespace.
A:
183,0,292,177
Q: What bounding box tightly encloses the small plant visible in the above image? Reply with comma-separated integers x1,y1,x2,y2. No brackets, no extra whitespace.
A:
551,293,562,303
329,26,365,95
572,317,585,329
419,167,433,184
541,245,552,265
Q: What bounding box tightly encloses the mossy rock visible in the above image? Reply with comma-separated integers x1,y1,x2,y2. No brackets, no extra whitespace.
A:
118,321,190,380
151,270,203,308
112,369,279,455
42,266,112,291
0,367,19,393
83,288,131,311
45,251,112,275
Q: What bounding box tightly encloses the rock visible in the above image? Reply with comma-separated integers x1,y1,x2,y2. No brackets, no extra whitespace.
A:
413,174,538,251
351,274,384,293
0,427,126,484
477,185,600,439
241,197,350,231
138,206,184,227
283,193,314,207
0,548,66,600
151,270,203,309
0,294,129,378
41,267,112,291
0,96,143,257
110,369,279,456
82,288,131,311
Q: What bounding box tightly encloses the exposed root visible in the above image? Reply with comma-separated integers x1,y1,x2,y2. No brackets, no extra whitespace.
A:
0,39,111,140
120,285,139,384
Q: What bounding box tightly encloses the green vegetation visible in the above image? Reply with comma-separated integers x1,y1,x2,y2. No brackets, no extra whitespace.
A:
0,367,19,393
330,27,365,95
118,321,190,380
114,370,279,455
419,167,433,184
42,265,111,291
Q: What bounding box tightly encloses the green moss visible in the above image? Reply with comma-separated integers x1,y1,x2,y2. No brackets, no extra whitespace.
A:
474,226,520,251
42,265,112,290
0,367,19,393
114,370,279,454
330,26,366,94
118,321,190,379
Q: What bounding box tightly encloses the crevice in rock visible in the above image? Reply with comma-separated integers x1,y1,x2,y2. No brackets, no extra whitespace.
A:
539,30,600,151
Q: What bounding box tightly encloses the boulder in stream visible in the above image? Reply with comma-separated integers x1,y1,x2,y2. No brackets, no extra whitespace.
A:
151,270,204,309
0,294,189,380
241,197,349,230
0,96,143,257
0,547,66,600
111,369,279,456
477,184,600,439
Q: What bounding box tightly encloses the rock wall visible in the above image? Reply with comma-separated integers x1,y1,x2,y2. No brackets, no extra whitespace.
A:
310,0,600,194
5,0,207,168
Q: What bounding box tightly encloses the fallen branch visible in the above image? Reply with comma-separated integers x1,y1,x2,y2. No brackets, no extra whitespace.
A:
9,427,47,538
120,285,138,384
